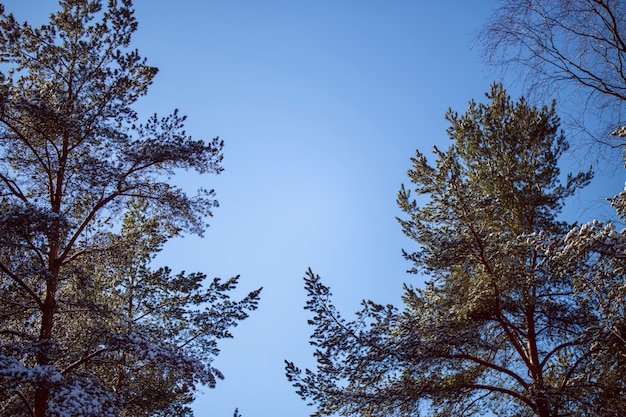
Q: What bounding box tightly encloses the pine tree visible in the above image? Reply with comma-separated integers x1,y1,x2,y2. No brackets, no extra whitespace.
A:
545,189,626,415
0,1,260,416
286,84,604,417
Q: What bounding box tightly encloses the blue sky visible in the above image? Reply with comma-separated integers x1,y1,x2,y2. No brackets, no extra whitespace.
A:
6,1,625,417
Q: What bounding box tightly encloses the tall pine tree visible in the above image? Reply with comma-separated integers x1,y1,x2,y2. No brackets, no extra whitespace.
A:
286,84,606,417
0,1,260,416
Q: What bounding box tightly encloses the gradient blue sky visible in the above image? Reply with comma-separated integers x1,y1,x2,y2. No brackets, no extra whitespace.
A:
6,1,625,417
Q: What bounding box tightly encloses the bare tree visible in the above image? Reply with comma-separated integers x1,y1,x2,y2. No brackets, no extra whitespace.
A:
479,0,626,151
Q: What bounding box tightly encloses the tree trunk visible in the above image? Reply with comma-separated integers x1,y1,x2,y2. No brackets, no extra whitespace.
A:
34,254,59,417
535,399,554,417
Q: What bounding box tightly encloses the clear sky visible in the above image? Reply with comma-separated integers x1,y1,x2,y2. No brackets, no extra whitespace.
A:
5,1,625,417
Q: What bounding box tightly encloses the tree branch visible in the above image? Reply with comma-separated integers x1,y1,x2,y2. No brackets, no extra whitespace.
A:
466,383,535,409
61,347,110,375
448,352,530,391
15,390,36,417
0,261,43,309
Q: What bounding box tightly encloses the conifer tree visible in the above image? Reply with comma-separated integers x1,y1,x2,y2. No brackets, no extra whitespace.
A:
286,84,605,417
0,1,260,416
545,188,626,416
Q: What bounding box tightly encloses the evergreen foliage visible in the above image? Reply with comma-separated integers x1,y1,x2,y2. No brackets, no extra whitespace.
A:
285,84,626,417
0,1,260,416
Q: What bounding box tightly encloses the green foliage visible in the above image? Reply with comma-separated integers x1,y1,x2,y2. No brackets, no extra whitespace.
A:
0,1,260,416
52,200,262,416
286,84,619,417
547,192,626,415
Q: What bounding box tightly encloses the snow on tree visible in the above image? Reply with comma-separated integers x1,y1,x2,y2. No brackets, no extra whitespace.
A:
0,1,260,416
285,84,625,417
